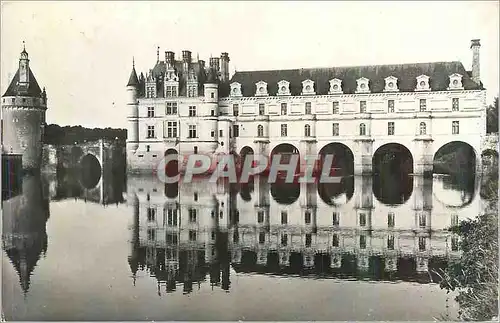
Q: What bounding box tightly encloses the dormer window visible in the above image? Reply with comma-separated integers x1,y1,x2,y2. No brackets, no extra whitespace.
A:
384,76,399,92
230,82,242,97
277,80,291,96
301,79,315,95
415,75,430,91
448,73,463,90
255,81,268,96
329,78,342,94
356,77,370,93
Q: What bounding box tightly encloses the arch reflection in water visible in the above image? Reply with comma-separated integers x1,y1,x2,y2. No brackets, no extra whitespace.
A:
317,176,354,205
373,143,414,175
80,154,102,189
373,173,414,205
2,175,50,295
126,173,484,295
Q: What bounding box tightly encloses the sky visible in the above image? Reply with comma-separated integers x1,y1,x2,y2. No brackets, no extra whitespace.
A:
1,1,499,129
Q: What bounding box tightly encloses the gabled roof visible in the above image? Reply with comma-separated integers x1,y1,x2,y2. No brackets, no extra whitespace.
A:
229,61,483,97
2,68,42,97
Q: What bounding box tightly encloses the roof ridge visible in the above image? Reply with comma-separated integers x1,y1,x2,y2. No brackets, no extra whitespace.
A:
233,61,464,74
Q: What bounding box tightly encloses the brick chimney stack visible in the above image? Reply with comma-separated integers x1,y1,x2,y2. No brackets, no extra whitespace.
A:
470,39,481,85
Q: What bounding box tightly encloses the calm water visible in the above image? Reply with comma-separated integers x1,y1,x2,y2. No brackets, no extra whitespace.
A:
1,169,493,321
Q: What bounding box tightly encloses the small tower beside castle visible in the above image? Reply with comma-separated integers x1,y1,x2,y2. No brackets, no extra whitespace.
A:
1,43,47,171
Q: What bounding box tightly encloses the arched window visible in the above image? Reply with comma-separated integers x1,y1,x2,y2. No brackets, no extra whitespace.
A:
419,122,427,135
304,124,311,137
359,123,366,136
257,124,264,137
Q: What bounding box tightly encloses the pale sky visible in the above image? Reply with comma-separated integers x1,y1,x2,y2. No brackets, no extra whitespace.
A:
1,1,498,129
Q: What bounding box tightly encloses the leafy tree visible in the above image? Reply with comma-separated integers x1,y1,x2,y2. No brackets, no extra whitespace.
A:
44,124,127,145
486,96,498,134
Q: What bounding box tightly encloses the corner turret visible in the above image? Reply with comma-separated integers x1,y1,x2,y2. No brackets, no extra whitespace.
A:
126,57,139,152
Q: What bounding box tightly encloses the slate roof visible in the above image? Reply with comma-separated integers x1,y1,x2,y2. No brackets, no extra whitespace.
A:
127,67,139,87
229,61,483,97
2,68,42,97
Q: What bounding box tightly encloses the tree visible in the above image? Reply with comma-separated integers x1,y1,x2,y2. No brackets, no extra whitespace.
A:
486,96,498,134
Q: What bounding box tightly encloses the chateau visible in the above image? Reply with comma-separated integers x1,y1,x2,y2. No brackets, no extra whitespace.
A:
2,45,48,171
126,40,487,175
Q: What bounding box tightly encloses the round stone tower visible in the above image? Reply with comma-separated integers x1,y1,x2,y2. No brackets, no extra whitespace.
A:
126,58,140,153
1,44,47,171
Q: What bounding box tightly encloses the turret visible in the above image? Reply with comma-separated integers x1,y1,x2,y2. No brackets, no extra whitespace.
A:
204,67,218,103
19,43,30,91
126,58,139,151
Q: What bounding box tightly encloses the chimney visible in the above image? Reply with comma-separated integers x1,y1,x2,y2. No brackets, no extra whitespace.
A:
209,57,220,72
157,46,160,63
470,39,481,84
165,51,175,69
220,52,230,83
182,50,192,63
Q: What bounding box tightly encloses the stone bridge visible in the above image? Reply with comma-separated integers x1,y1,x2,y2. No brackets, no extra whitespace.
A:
42,139,126,174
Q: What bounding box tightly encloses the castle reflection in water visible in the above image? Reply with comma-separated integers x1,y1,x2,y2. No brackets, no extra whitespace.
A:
1,171,489,295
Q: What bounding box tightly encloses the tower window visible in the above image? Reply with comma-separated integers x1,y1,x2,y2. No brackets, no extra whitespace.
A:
420,99,427,112
233,104,239,116
188,106,196,117
188,125,197,138
332,123,339,136
259,103,265,115
388,122,395,135
332,101,339,114
147,126,155,138
360,101,366,113
305,102,312,114
281,103,287,115
147,107,155,117
452,121,459,134
281,124,287,137
211,92,215,98
388,100,395,113
452,98,459,111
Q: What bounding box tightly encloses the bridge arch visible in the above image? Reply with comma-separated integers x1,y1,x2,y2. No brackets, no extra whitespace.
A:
372,143,413,175
317,176,354,206
79,154,102,189
433,141,476,175
270,143,301,178
317,142,354,176
270,182,300,205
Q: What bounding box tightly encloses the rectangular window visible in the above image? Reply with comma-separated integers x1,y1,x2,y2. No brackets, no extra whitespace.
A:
420,99,427,112
259,103,265,115
189,209,197,223
147,207,156,222
332,212,339,225
360,101,366,113
281,211,288,224
147,107,155,118
211,110,215,116
419,214,426,228
332,123,339,136
281,103,287,115
452,98,459,111
418,237,426,251
166,102,178,115
194,146,198,154
233,104,239,116
259,232,265,244
166,233,178,245
188,125,197,138
211,92,215,99
360,235,366,249
387,235,395,250
147,126,155,138
332,101,339,114
166,209,178,226
166,121,177,138
166,86,177,97
146,145,150,152
305,234,312,247
388,122,395,135
281,124,287,137
257,211,264,223
188,106,196,117
305,102,312,114
194,192,198,202
388,212,395,228
359,213,366,227
451,237,459,251
187,85,197,98
332,234,339,247
233,125,239,137
388,100,395,113
219,129,223,137
281,234,288,246
452,121,459,134
305,211,311,224
147,228,156,241
189,230,197,241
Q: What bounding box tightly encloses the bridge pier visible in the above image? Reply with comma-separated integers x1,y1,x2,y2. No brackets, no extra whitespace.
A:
413,137,434,177
354,139,373,176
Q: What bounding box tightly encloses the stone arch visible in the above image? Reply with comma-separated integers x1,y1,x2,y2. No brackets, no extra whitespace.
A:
239,146,255,168
164,148,179,178
270,143,301,180
433,141,476,175
317,176,354,206
318,142,354,176
270,182,300,205
79,154,102,189
372,143,413,175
